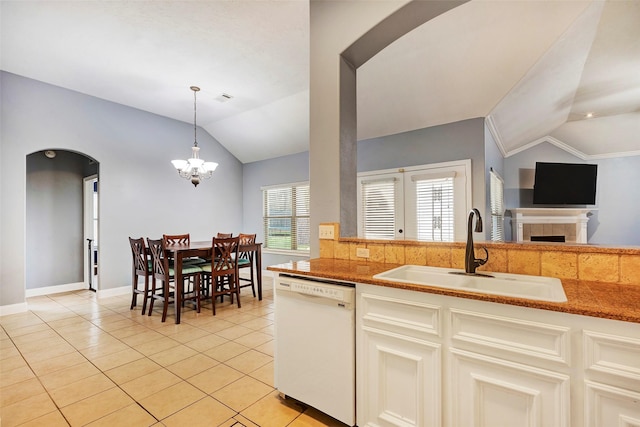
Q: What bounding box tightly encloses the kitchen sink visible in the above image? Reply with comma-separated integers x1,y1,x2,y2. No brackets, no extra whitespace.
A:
373,265,567,302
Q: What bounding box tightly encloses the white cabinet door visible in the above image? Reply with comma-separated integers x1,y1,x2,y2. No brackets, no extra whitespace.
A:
585,381,640,427
583,330,640,427
359,326,441,427
449,348,570,427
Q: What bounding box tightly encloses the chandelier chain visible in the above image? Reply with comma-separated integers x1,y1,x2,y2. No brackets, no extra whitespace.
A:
193,87,198,147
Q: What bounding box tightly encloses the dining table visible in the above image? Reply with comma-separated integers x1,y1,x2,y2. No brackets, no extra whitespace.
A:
164,240,263,324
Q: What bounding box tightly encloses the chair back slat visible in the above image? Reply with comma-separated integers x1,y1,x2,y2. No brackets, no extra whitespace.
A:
129,237,149,274
238,233,256,261
211,236,239,273
147,238,169,278
163,234,190,246
216,232,232,239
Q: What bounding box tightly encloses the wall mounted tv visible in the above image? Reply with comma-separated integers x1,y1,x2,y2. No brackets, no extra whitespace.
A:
533,162,597,205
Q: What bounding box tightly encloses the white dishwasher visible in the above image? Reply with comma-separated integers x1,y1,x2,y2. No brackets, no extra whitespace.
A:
274,274,356,426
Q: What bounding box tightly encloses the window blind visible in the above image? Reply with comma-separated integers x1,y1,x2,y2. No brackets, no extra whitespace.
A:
361,178,396,239
263,183,310,251
415,177,454,242
490,169,505,242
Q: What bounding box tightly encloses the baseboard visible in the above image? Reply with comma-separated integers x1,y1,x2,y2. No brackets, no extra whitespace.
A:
97,286,129,299
0,302,28,316
25,282,86,298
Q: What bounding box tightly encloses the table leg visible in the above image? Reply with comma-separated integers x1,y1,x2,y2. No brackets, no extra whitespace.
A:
175,253,183,324
256,247,262,301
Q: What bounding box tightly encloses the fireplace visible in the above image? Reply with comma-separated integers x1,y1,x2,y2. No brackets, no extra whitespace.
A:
510,208,593,244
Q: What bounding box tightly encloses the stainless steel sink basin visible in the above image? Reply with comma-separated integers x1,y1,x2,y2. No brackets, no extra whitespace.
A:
373,265,567,302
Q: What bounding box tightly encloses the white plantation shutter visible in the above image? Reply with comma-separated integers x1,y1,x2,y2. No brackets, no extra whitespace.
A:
490,169,505,242
360,178,397,239
415,176,455,242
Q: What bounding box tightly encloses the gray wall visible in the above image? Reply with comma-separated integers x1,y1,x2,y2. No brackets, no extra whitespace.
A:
243,151,310,267
358,117,487,216
26,151,96,289
1,71,243,306
503,142,640,245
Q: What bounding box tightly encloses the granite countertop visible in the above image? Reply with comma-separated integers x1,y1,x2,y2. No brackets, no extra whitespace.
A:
267,258,640,324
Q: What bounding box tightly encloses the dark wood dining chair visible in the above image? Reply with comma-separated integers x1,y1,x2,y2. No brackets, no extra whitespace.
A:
216,232,232,238
237,233,257,297
129,237,152,314
147,238,204,322
200,236,241,315
163,233,207,264
163,233,190,245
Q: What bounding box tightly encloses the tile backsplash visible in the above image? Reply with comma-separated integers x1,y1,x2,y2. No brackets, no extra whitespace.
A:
318,223,640,285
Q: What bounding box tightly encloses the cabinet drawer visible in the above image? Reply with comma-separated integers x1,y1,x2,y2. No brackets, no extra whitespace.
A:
584,330,640,382
360,292,441,338
450,308,570,364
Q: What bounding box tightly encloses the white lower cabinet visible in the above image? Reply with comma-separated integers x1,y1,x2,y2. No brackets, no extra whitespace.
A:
360,326,441,426
356,283,640,427
357,289,442,426
449,348,570,427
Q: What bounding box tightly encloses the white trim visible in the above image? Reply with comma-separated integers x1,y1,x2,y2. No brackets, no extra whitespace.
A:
485,115,508,157
504,135,640,160
360,176,398,184
0,302,28,316
97,286,129,299
25,282,86,297
410,171,456,182
260,180,309,191
587,149,640,160
507,136,587,159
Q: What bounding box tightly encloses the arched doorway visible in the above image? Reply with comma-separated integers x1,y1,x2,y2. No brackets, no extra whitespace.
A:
26,149,99,295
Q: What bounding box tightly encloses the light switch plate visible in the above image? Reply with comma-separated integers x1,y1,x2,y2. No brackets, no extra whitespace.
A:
319,225,335,240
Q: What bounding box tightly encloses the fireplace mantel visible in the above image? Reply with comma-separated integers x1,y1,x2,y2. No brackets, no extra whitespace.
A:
510,208,593,243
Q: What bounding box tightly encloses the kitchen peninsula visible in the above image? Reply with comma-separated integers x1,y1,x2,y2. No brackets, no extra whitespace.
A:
269,231,640,427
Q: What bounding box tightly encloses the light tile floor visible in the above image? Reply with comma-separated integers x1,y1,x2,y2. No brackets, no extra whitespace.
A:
1,276,349,427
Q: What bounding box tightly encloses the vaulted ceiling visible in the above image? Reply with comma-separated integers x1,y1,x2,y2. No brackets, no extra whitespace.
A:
2,0,638,163
358,0,640,159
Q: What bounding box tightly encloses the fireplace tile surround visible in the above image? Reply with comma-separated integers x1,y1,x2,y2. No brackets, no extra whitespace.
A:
318,223,640,285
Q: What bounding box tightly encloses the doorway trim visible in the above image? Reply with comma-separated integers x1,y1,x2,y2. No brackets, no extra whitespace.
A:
84,174,99,291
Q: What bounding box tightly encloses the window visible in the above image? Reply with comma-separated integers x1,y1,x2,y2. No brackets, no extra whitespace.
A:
263,182,310,252
358,160,471,241
359,175,401,240
414,174,455,241
490,168,505,242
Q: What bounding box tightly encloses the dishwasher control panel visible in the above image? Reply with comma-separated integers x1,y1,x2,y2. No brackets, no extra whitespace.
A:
289,281,345,300
276,276,355,305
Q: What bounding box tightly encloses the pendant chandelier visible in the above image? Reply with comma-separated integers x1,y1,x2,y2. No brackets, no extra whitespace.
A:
171,86,218,187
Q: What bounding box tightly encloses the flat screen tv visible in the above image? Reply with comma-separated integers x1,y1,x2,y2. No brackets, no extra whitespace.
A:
533,162,597,205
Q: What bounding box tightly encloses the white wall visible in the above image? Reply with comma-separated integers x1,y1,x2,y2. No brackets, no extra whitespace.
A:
1,72,243,306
